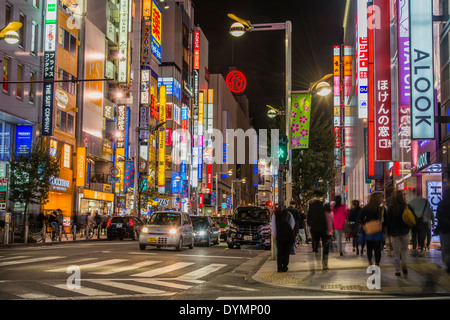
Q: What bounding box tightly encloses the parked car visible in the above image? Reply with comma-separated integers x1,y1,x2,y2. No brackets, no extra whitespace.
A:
191,216,220,246
106,216,144,241
227,206,271,249
211,216,229,241
139,211,194,251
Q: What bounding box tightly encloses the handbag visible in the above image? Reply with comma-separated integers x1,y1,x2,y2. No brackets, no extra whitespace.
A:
363,219,382,235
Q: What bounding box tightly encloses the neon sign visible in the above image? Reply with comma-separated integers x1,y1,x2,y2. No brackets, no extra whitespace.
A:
226,70,247,94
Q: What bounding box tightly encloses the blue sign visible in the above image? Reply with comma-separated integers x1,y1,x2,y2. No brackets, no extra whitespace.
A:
15,125,33,157
181,107,188,120
360,86,368,93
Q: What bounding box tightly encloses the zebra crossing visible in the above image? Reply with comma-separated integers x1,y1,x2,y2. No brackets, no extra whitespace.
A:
0,254,228,300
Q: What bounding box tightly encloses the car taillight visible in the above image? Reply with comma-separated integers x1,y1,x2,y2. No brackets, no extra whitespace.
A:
107,220,111,228
128,218,134,227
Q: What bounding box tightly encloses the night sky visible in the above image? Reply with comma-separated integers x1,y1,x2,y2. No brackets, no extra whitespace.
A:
192,0,346,130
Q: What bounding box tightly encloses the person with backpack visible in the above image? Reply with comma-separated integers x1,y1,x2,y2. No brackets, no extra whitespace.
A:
270,207,295,272
386,190,414,277
409,189,432,257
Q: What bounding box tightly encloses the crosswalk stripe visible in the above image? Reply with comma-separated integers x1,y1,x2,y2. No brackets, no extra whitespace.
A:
87,280,172,296
52,283,114,296
0,256,65,267
175,263,227,280
131,262,195,278
0,256,28,261
93,260,161,275
132,278,193,290
46,259,127,272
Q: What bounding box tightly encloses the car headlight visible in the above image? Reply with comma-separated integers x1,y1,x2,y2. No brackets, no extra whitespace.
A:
142,227,149,233
199,230,206,236
169,228,177,235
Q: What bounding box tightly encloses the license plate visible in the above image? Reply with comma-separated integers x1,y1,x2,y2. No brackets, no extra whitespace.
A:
116,223,122,228
244,235,252,241
147,237,157,243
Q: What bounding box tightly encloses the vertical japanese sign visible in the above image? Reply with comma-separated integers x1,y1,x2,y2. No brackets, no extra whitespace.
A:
367,4,376,176
151,0,162,64
118,0,129,83
142,0,152,20
42,0,58,136
290,93,312,149
333,45,341,140
410,0,435,140
76,147,86,187
198,91,204,180
357,0,368,119
116,105,127,148
158,86,167,193
374,0,392,161
207,164,213,192
142,23,152,65
398,0,412,154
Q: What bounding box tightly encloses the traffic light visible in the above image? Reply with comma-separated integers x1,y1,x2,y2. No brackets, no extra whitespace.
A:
266,201,273,208
278,134,288,164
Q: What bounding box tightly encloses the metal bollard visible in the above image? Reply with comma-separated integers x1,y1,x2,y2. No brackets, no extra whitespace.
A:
59,225,62,242
73,225,77,241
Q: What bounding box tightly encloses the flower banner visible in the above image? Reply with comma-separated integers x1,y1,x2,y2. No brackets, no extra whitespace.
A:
290,93,312,149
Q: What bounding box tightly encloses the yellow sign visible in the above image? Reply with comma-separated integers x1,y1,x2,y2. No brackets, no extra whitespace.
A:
76,147,86,187
83,189,114,202
199,91,204,125
208,89,214,104
158,86,166,191
115,147,125,190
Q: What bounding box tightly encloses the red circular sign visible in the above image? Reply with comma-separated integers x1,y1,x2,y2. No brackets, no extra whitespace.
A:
226,70,247,94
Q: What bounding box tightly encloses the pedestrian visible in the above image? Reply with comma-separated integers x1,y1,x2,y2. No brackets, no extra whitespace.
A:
297,206,307,245
48,211,58,241
386,190,413,277
323,202,334,270
287,201,301,254
409,188,432,256
270,207,295,272
37,212,45,230
332,195,349,256
436,187,450,274
307,190,330,270
360,193,385,267
348,200,362,255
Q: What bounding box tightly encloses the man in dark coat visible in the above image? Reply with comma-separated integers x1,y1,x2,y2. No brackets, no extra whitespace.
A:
270,208,295,272
307,190,328,253
287,201,301,255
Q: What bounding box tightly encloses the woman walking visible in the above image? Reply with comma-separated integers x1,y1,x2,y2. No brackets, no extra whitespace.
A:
386,190,413,277
348,200,362,255
332,195,349,256
360,193,385,266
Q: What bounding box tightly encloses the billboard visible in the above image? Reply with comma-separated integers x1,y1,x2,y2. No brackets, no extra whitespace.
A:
409,0,435,140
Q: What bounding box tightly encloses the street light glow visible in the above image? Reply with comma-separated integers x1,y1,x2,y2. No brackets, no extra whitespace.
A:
315,81,332,96
3,30,19,45
229,22,247,37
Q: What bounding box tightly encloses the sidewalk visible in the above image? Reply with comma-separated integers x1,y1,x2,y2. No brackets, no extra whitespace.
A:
1,232,108,247
253,240,450,296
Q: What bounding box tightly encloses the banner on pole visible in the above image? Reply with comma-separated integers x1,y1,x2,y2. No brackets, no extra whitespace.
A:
290,93,312,149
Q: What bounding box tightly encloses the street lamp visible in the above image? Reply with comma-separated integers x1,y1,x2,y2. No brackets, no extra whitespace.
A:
228,13,292,203
0,22,22,45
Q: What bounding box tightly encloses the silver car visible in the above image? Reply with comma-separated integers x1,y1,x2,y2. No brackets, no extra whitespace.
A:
139,211,194,251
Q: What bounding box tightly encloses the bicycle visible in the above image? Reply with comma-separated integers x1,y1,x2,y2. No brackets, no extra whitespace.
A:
86,221,99,240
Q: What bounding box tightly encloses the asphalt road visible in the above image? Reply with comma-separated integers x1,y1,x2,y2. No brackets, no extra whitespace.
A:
0,240,325,301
